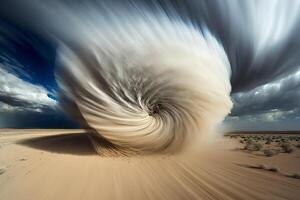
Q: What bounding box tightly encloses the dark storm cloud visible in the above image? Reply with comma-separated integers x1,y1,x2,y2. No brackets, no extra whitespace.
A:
0,94,40,108
225,69,300,130
231,70,300,117
0,94,57,112
0,110,79,128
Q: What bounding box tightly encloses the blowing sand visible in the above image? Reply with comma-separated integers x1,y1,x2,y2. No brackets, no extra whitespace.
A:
0,129,299,200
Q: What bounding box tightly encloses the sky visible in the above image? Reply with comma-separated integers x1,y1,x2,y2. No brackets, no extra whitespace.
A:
0,19,78,128
0,0,300,130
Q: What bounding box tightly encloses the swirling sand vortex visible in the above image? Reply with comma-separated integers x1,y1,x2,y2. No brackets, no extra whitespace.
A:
56,12,232,155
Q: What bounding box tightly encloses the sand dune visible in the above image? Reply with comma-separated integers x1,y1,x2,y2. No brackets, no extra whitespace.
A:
0,129,299,200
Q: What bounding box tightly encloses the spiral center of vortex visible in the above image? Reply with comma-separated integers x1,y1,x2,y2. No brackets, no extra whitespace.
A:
56,14,233,154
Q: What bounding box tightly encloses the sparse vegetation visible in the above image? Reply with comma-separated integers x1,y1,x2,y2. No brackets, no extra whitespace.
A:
244,140,263,151
263,149,277,157
281,143,296,153
268,166,279,172
226,133,299,157
0,168,5,175
253,164,279,172
256,164,268,170
265,138,272,144
287,173,300,179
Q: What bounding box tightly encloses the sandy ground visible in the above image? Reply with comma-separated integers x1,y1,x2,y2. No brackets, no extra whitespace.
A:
0,129,299,200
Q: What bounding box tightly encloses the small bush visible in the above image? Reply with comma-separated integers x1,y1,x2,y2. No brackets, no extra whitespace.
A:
0,168,5,175
255,164,279,172
255,164,268,170
263,149,277,157
268,166,279,172
288,173,300,179
281,143,296,153
265,138,272,144
245,140,263,151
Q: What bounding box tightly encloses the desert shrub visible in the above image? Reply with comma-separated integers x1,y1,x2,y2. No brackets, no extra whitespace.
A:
265,138,272,144
245,140,263,151
268,166,279,172
263,149,277,157
245,139,253,144
255,164,268,170
288,173,300,179
255,164,279,172
256,143,263,151
281,143,296,153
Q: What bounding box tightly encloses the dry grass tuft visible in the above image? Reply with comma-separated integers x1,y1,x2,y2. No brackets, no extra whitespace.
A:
287,173,300,179
281,143,296,153
0,168,5,175
263,149,277,157
253,164,280,172
244,140,263,151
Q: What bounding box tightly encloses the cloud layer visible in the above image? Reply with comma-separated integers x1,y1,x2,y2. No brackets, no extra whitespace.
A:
226,68,300,130
0,64,56,113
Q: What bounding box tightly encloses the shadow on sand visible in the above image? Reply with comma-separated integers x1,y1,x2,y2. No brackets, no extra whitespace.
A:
17,133,96,156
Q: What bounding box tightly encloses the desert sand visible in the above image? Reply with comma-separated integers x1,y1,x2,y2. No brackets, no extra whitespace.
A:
0,129,299,200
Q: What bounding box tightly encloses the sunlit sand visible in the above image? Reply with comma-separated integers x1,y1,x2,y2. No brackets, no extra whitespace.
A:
0,129,299,200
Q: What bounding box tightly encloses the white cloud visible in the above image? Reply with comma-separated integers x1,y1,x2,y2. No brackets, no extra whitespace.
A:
0,65,57,112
